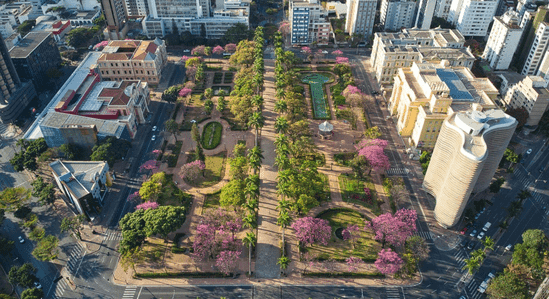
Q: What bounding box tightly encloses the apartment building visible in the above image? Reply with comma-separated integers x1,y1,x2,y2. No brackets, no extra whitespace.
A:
434,0,452,19
522,22,549,75
448,0,498,37
502,75,549,126
483,10,523,70
96,39,167,85
423,109,517,227
371,28,473,86
124,0,149,16
9,32,62,91
345,0,377,40
289,0,330,45
0,33,36,123
388,61,499,148
415,0,436,29
380,0,417,31
100,0,128,39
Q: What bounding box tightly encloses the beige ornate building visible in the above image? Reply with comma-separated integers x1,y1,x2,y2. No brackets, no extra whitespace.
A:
96,39,167,85
388,61,498,148
423,109,517,228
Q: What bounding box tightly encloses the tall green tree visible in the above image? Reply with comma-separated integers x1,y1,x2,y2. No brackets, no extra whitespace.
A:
0,236,14,255
242,231,256,276
462,257,480,274
8,263,37,288
486,271,528,299
220,179,246,207
274,116,289,134
165,119,179,141
482,236,495,251
0,187,31,211
31,177,56,206
277,210,291,256
61,215,86,240
21,287,44,299
191,123,200,144
247,146,263,174
277,256,290,275
142,206,186,240
248,111,265,147
32,235,59,261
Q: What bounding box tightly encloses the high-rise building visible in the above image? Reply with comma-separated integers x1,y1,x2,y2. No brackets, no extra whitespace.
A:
100,0,128,39
371,28,474,86
9,32,62,91
522,21,549,75
434,0,452,19
124,0,149,16
380,0,417,31
289,0,330,45
415,0,436,29
448,0,498,36
502,76,549,126
345,0,377,40
388,61,499,148
483,10,523,70
423,109,517,228
0,34,36,123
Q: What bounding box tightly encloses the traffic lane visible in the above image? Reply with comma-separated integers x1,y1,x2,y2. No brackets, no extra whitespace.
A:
136,286,253,299
497,197,545,247
281,286,386,299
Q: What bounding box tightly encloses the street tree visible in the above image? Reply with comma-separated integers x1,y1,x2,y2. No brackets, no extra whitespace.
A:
165,119,179,141
374,248,403,276
21,288,44,299
247,146,263,174
248,111,265,147
242,231,256,276
366,209,417,248
405,236,430,261
277,256,290,275
364,126,382,139
277,210,291,255
191,123,200,144
482,236,495,251
32,235,59,261
60,215,86,240
31,177,56,206
8,263,37,288
143,206,186,240
0,236,14,254
355,138,391,174
486,271,528,299
274,116,289,134
463,257,480,274
0,187,31,211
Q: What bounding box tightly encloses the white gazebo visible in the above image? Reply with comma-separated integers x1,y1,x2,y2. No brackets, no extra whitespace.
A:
318,121,334,139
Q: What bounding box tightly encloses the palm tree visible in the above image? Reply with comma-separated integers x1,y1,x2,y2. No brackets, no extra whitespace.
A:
244,197,258,212
275,154,290,170
245,179,260,200
247,146,264,174
253,74,264,94
274,116,289,134
462,258,480,275
242,231,256,276
275,88,286,100
517,189,531,201
274,134,289,151
471,249,486,262
248,112,265,147
251,95,264,111
482,236,495,251
277,210,291,256
277,256,290,275
242,212,257,229
274,100,287,114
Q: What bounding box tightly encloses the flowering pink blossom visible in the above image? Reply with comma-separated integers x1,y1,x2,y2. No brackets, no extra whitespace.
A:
332,50,343,56
139,160,159,172
375,248,403,275
279,22,290,34
336,56,349,64
179,88,192,97
342,224,360,244
342,85,364,97
355,139,391,172
224,43,237,53
93,40,109,50
216,250,241,275
193,224,216,260
366,209,418,247
346,256,365,272
179,160,206,181
212,45,224,55
291,217,331,247
127,191,140,202
135,201,159,210
191,45,206,56
181,55,191,62
302,47,312,54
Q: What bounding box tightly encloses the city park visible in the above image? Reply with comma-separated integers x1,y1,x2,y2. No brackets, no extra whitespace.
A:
113,27,429,283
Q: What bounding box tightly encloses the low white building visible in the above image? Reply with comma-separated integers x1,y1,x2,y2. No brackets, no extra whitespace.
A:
68,9,101,26
50,160,111,215
483,10,523,70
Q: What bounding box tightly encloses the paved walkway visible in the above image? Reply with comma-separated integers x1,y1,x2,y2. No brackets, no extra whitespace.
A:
255,59,281,278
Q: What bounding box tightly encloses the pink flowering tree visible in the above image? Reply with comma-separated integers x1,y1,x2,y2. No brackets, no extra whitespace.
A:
374,248,403,276
279,22,290,35
332,50,343,56
135,201,159,210
291,217,331,247
342,224,361,249
139,160,158,173
366,209,418,248
355,139,391,174
342,85,363,97
336,56,349,64
302,46,312,55
191,45,206,56
184,81,196,90
152,149,162,158
346,256,365,272
212,45,224,55
192,209,243,263
224,43,237,53
179,160,206,182
127,191,140,202
93,40,109,50
181,55,191,62
179,87,192,97
193,224,216,260
216,250,241,275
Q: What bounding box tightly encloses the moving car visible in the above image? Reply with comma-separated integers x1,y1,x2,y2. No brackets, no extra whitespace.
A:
478,276,493,293
33,281,42,289
505,244,512,251
467,242,475,250
526,148,533,154
152,126,157,131
469,229,477,237
18,236,24,243
477,231,485,240
482,222,491,231
460,227,468,234
151,135,156,141
183,49,190,53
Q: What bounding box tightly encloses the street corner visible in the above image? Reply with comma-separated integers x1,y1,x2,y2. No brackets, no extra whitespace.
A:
432,231,461,251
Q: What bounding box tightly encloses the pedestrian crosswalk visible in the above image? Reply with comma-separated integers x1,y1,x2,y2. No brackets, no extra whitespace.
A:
413,231,432,240
513,167,531,187
454,249,468,269
66,242,84,275
386,287,402,299
466,279,484,299
123,286,138,299
386,168,410,176
51,277,70,299
530,192,549,215
105,230,122,241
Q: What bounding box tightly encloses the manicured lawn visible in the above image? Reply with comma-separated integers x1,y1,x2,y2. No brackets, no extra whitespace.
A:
338,174,381,215
201,121,222,149
186,152,227,188
213,72,223,84
156,174,193,210
203,190,220,211
223,72,234,84
307,208,380,262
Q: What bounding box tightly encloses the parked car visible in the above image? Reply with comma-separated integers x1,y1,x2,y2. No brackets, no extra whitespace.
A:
488,271,496,279
33,281,42,289
151,135,156,141
460,227,468,234
152,126,157,131
483,222,491,231
18,236,24,243
183,49,190,53
461,239,469,248
526,148,533,154
474,213,481,220
477,232,485,240
467,242,475,250
469,230,477,237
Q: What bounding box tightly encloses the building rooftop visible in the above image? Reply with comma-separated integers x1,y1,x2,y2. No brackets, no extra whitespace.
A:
8,32,51,58
50,160,107,199
99,39,159,61
436,69,474,101
41,111,126,137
